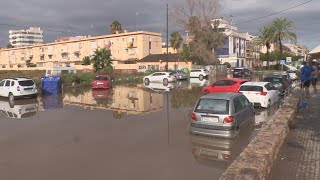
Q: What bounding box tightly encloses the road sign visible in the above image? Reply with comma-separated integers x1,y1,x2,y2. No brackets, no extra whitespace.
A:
280,60,286,65
286,57,292,63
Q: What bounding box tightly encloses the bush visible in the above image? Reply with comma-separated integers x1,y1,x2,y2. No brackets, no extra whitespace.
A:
223,62,231,68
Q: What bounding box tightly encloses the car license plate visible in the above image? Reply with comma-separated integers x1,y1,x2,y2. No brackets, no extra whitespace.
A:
202,116,218,123
200,150,218,157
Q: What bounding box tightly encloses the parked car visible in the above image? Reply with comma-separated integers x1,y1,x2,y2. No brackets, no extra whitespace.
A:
239,82,280,108
171,70,189,80
286,70,298,81
202,78,248,95
0,78,38,101
143,72,176,85
190,93,255,138
232,68,252,78
45,66,76,77
263,75,291,95
190,69,210,79
190,78,208,87
92,75,112,89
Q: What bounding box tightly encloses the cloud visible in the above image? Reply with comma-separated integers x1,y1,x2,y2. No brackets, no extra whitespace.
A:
0,0,318,50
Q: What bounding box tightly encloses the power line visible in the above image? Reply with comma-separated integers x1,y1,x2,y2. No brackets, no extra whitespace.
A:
235,0,313,25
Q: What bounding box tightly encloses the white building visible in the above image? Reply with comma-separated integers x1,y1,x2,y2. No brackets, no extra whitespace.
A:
213,18,247,68
9,27,43,47
283,43,303,56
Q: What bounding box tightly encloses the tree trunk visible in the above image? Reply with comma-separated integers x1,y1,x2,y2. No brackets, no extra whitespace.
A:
267,47,270,70
279,36,283,63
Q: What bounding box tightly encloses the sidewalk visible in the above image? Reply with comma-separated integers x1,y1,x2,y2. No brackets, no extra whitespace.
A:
268,87,320,180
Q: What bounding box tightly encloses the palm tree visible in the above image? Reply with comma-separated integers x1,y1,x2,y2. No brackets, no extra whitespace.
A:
255,25,274,67
110,21,122,34
170,32,183,53
82,56,91,65
91,48,113,72
271,18,297,60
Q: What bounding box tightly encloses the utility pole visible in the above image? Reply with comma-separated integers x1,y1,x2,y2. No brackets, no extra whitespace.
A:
166,3,169,71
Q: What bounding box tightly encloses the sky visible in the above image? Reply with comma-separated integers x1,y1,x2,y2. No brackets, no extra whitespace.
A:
0,0,319,50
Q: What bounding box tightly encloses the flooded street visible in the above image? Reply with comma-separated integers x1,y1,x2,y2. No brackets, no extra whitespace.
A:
0,77,278,180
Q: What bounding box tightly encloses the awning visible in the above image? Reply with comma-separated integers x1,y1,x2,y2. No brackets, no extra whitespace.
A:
309,45,320,54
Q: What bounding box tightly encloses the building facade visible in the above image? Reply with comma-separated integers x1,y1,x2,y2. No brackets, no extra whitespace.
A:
9,27,44,47
213,18,247,68
0,31,162,70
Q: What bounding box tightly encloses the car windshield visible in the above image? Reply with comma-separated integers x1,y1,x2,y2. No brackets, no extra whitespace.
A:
195,99,229,115
95,76,109,80
239,85,263,92
169,72,174,76
18,80,34,86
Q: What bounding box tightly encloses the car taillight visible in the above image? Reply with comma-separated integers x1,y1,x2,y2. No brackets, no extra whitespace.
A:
192,113,197,121
222,154,231,160
17,86,20,91
224,116,234,123
260,92,267,96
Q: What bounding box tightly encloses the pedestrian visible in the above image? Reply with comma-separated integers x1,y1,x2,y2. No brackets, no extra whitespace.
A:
300,61,313,97
311,61,318,92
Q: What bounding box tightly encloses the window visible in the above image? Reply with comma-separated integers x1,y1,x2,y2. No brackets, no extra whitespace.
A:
48,55,53,59
5,80,11,87
11,81,15,86
214,80,236,86
61,53,68,59
239,95,250,107
40,55,45,61
18,80,34,86
74,52,80,58
195,99,229,114
265,83,277,91
234,97,244,113
0,80,5,86
94,76,110,80
239,85,263,92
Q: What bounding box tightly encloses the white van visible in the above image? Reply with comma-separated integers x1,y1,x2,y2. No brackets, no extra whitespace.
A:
45,67,77,77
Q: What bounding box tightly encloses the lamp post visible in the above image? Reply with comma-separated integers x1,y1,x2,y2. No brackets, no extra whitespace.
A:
166,3,169,71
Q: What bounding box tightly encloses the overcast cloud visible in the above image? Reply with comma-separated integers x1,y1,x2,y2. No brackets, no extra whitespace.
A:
0,0,319,50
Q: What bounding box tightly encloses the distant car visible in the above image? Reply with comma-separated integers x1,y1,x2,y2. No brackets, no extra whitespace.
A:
239,82,280,108
171,70,189,80
286,70,298,81
92,75,112,89
143,72,176,85
202,78,248,95
233,68,252,78
190,93,255,138
190,69,210,79
263,75,291,95
0,78,38,101
190,78,208,87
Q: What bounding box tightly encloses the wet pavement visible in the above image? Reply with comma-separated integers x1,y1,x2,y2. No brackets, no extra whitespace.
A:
0,77,279,180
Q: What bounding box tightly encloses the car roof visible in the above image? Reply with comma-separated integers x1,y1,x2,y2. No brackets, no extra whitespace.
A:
201,92,240,100
220,78,248,82
241,82,269,86
3,78,32,81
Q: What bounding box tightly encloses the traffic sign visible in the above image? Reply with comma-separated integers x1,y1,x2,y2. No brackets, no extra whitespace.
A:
280,60,286,65
286,57,292,63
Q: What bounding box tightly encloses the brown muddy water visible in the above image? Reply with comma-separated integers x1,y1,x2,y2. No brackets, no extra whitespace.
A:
0,77,278,180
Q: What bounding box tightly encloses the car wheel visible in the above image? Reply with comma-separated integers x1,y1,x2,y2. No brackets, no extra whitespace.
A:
199,75,204,80
204,90,209,95
144,78,150,85
163,78,169,85
8,93,14,102
267,99,271,108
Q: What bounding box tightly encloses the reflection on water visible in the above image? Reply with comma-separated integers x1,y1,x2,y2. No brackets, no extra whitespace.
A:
0,98,38,119
190,125,254,170
254,103,279,130
42,94,63,109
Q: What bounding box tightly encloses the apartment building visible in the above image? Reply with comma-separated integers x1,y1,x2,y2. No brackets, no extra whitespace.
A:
213,18,247,68
0,31,162,70
9,27,43,47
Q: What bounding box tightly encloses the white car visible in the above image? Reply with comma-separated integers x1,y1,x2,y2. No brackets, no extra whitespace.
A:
143,82,175,92
143,72,176,85
189,69,210,79
0,78,38,101
286,70,298,80
239,82,280,108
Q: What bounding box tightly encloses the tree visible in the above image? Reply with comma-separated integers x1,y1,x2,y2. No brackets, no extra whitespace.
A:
170,32,183,53
6,44,14,48
255,25,274,67
180,44,191,62
172,0,224,65
271,18,297,60
91,48,113,73
223,62,231,68
82,56,91,65
110,20,122,34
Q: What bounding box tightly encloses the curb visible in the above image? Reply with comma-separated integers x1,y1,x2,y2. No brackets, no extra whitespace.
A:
219,92,299,180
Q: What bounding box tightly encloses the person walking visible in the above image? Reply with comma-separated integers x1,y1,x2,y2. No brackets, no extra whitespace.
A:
300,61,313,97
311,61,318,92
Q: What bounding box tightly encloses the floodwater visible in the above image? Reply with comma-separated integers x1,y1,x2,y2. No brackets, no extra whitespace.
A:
0,77,278,180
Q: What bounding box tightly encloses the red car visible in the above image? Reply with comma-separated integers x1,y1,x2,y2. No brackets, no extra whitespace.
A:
91,75,112,89
201,78,248,95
